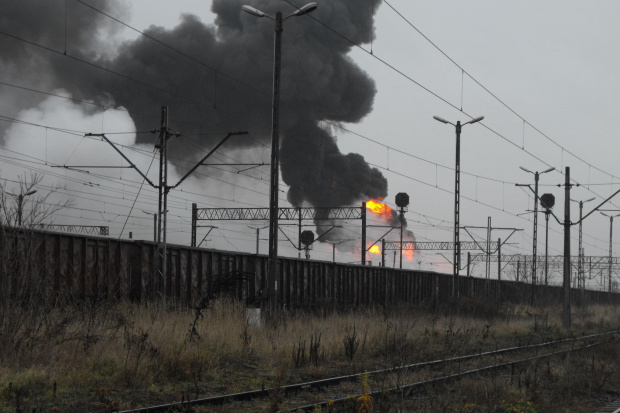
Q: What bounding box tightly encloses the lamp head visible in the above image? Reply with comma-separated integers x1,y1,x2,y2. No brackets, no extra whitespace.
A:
519,166,533,174
242,5,267,17
291,2,318,17
541,167,555,174
433,115,450,124
465,116,484,125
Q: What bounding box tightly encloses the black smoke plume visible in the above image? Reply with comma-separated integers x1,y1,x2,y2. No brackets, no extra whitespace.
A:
1,0,390,242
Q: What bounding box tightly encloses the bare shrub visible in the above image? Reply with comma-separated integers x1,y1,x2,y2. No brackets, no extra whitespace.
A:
343,325,360,361
0,173,73,365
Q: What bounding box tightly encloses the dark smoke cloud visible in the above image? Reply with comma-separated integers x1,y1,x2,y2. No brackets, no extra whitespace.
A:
1,0,392,243
0,0,127,140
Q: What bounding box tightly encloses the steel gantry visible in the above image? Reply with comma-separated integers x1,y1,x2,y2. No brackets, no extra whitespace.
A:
191,203,367,264
469,253,620,290
40,224,109,236
382,241,500,251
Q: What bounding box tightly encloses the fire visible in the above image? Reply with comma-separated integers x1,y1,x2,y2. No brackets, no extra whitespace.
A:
369,245,381,255
366,199,392,217
387,243,415,261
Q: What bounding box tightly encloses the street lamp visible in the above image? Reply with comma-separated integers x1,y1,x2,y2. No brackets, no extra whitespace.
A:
433,115,484,298
242,2,318,314
7,189,37,227
517,166,554,304
600,211,620,293
571,197,595,294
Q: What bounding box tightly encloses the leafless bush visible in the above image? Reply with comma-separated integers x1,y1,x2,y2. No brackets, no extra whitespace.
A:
0,173,73,364
343,325,360,361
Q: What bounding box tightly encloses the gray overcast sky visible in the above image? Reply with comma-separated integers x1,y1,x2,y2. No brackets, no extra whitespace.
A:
2,1,620,285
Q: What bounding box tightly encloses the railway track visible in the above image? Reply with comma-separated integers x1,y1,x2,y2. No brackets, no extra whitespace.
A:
116,330,618,413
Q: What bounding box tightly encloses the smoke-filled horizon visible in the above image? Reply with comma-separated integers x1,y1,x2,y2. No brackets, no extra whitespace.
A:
0,0,414,248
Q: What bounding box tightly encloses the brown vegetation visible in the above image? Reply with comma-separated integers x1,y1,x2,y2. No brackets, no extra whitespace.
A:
0,298,619,412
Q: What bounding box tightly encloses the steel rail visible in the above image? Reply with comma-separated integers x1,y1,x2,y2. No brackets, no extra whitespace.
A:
115,330,618,413
289,339,615,412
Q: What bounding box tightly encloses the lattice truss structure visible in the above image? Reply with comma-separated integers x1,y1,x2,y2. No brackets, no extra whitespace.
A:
383,241,499,251
470,253,620,289
194,207,363,221
40,225,109,236
191,204,367,261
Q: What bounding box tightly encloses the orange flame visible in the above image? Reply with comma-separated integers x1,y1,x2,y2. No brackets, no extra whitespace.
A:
392,243,415,260
366,199,392,217
369,245,381,255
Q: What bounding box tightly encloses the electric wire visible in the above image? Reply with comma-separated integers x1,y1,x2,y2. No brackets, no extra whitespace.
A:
1,6,616,263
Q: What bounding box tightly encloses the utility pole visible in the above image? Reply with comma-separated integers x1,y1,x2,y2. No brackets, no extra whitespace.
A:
497,237,501,301
571,197,594,304
545,208,550,285
517,166,554,305
92,109,246,305
155,106,173,302
394,192,410,270
600,211,620,295
242,0,319,317
562,167,572,329
433,115,484,287
486,217,492,280
540,193,555,286
248,225,269,254
382,239,386,267
399,206,404,269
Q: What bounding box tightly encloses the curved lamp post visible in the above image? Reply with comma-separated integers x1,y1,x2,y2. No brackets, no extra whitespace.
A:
242,2,318,314
433,115,484,298
518,166,554,304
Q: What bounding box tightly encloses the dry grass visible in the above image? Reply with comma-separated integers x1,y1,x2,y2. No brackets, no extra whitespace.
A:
0,299,619,412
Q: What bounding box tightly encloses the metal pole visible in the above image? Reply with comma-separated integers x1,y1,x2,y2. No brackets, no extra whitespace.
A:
485,217,491,279
17,195,23,227
191,203,197,247
609,216,613,294
163,151,169,301
382,238,386,267
545,209,550,285
267,12,283,314
399,206,404,269
361,202,367,265
156,105,168,302
577,201,584,305
298,207,302,259
497,238,502,281
562,167,571,329
497,237,501,300
532,172,539,305
256,228,260,255
454,122,462,283
153,213,157,243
